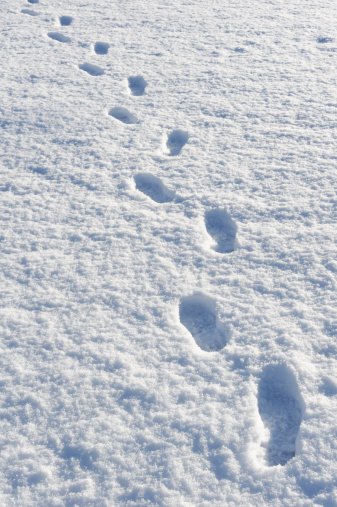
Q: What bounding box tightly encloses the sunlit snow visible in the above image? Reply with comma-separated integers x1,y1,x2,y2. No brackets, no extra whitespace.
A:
1,0,337,505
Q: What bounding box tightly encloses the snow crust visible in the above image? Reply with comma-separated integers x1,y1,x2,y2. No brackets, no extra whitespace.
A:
1,0,337,505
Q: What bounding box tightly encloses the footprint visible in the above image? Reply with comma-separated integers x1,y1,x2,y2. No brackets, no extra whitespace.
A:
257,364,303,467
317,36,334,44
165,129,188,156
27,0,39,3
134,173,174,203
108,107,138,124
79,63,104,76
205,209,237,253
29,166,48,176
179,293,228,351
59,16,73,26
21,8,39,16
128,76,147,96
48,32,71,43
94,42,110,55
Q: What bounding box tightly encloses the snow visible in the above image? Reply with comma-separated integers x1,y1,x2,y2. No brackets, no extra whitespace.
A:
1,0,337,505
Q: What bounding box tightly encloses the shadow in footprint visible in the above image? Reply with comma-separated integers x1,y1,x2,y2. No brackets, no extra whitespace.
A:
134,173,174,203
27,0,39,3
21,8,39,16
317,36,334,44
258,364,303,467
29,166,48,176
165,129,188,156
79,63,104,76
94,42,110,55
48,32,71,43
179,293,229,351
128,76,147,96
205,209,237,253
59,16,73,26
109,107,138,124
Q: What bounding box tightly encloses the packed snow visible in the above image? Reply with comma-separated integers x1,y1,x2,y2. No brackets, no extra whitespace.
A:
1,0,337,505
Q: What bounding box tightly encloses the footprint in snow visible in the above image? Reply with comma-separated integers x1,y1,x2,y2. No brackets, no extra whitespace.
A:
21,8,39,16
128,76,147,96
257,364,303,467
164,129,188,156
109,107,138,124
317,36,334,44
59,16,73,26
179,293,229,352
205,209,237,253
29,166,48,176
48,32,71,43
27,0,39,3
134,173,174,203
79,63,104,76
94,42,110,55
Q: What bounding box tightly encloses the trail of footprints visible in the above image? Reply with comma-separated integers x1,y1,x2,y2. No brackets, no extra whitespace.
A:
22,0,306,471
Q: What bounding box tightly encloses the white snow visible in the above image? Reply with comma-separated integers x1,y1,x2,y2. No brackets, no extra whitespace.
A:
1,0,337,505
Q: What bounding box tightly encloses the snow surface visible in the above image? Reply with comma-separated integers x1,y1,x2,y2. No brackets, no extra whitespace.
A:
1,0,337,505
